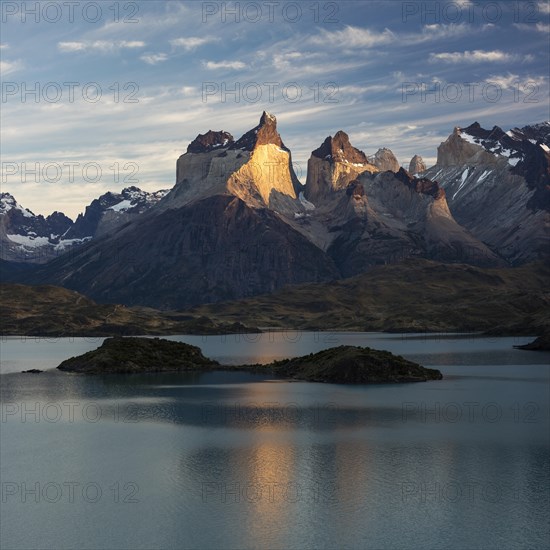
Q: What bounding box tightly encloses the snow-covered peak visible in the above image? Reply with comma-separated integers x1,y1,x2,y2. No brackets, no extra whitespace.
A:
0,193,34,217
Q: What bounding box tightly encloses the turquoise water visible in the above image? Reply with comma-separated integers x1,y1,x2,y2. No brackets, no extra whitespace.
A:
1,333,549,549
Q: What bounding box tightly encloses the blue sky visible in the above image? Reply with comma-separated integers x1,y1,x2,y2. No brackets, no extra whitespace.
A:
1,0,549,217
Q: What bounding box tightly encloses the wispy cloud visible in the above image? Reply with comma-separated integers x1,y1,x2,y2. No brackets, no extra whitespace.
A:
140,53,168,65
429,50,523,64
0,43,9,50
538,1,550,14
0,60,22,75
405,23,475,44
58,40,146,53
485,73,547,90
203,60,246,70
170,36,218,50
309,25,395,48
514,22,550,33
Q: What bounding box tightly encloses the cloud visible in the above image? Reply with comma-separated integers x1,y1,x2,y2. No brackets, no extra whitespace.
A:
140,53,168,65
58,40,146,53
309,25,395,48
0,43,9,50
203,60,246,70
170,36,218,50
406,23,474,44
538,1,550,14
514,22,550,33
485,73,547,90
0,60,22,75
429,50,517,63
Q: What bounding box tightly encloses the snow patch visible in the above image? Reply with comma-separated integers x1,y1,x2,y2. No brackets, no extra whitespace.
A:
6,234,50,248
54,237,91,251
108,199,133,212
452,168,470,200
477,170,492,182
299,192,315,211
460,132,480,145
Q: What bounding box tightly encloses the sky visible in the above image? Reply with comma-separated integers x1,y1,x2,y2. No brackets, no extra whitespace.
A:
1,0,549,217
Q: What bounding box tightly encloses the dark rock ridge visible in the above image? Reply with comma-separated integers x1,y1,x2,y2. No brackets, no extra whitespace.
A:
394,167,445,199
514,332,550,351
312,131,369,165
57,337,443,383
346,180,365,198
187,130,234,153
66,186,169,239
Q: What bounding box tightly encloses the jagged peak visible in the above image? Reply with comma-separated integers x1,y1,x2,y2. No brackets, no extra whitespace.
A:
368,147,400,172
230,111,287,152
409,155,426,174
187,130,234,153
311,131,369,165
0,192,35,217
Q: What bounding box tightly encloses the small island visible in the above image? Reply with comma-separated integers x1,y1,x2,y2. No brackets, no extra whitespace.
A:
514,332,550,351
57,337,442,383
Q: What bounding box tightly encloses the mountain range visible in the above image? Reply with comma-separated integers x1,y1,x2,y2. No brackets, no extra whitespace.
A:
2,112,548,310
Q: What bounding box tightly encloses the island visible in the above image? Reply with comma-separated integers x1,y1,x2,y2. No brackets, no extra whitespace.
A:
514,332,550,351
57,337,442,383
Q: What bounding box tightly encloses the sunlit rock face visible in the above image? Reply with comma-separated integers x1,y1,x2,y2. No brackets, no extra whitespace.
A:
168,111,300,215
304,131,378,203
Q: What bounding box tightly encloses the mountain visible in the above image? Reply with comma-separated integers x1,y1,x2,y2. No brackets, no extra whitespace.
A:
163,111,302,217
13,114,547,310
422,122,550,264
0,187,168,264
24,113,339,308
65,186,169,239
0,193,78,264
328,170,502,275
301,134,502,276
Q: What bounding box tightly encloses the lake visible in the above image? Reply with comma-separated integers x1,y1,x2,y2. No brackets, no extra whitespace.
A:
1,332,549,549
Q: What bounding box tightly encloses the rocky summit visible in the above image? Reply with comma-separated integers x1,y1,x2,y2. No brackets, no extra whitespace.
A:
409,155,426,174
5,113,549,309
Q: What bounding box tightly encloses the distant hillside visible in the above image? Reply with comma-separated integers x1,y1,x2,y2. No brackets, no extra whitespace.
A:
0,284,257,336
189,260,550,334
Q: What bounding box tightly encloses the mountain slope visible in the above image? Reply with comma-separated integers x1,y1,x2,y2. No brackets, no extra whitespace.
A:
423,122,550,264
